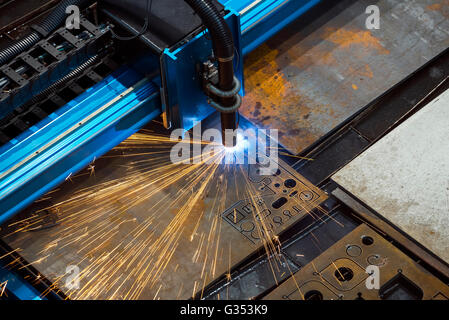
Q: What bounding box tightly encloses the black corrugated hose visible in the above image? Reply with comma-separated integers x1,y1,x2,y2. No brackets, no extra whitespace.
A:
0,0,94,66
184,0,239,146
184,0,234,89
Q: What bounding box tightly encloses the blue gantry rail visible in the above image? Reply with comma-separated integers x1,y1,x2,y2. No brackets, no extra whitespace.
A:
0,67,160,224
223,0,321,55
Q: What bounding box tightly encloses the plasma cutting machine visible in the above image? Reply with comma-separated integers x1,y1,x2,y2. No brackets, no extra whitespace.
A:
0,0,321,299
0,0,321,224
1,0,449,302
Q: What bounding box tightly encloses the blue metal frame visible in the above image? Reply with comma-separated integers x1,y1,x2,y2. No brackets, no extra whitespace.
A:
0,68,160,225
161,12,244,131
0,265,43,300
221,0,321,55
0,1,322,227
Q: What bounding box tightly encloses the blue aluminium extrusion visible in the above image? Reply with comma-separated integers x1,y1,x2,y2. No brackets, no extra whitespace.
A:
160,11,243,132
0,11,244,226
0,68,160,225
0,265,43,300
221,0,321,55
0,1,322,225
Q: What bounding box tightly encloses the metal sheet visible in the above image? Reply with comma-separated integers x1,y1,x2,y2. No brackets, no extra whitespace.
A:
240,0,449,154
264,224,449,300
204,209,359,300
2,119,326,300
333,89,449,264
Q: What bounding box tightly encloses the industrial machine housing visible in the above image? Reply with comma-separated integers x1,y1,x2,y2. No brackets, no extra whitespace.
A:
0,0,449,300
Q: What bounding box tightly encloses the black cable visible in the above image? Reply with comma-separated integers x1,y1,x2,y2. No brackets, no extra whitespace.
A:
0,0,94,66
22,54,104,108
109,0,153,41
184,0,239,146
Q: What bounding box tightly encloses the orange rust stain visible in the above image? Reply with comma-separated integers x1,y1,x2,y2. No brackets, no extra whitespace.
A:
242,44,297,108
344,64,374,81
239,26,390,153
240,45,320,151
363,64,374,78
427,0,449,17
325,28,390,55
241,44,312,124
278,28,387,76
427,0,449,10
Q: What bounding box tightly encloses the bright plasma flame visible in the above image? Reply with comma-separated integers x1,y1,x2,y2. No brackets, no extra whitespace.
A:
223,133,248,154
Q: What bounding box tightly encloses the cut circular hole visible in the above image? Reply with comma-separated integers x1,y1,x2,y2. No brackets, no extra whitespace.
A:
335,267,354,282
304,290,323,300
274,183,280,188
284,179,297,188
362,236,374,246
299,191,314,201
346,245,362,257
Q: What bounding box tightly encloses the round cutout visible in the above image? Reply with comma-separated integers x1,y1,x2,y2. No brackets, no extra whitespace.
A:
335,267,354,282
304,290,323,300
362,235,374,246
284,179,297,188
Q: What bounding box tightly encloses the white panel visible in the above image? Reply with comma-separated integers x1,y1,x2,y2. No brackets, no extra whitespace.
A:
333,89,449,264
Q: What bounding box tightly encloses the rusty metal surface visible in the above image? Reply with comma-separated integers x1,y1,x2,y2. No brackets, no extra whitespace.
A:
241,0,449,154
1,120,326,300
264,224,449,300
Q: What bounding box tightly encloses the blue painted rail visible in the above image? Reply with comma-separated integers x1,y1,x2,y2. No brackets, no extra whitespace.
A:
222,0,321,55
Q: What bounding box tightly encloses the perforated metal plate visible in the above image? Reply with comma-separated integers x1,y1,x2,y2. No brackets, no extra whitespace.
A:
264,224,449,300
2,125,326,300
